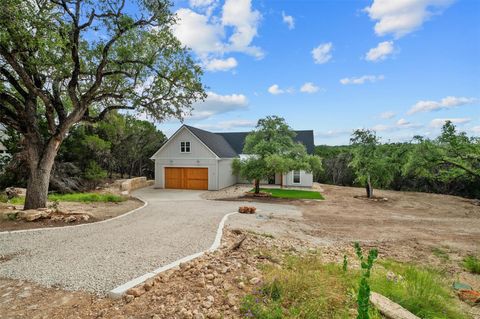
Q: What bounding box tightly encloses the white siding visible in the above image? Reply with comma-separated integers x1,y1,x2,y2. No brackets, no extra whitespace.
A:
152,127,217,160
152,127,219,190
283,170,313,187
217,159,237,189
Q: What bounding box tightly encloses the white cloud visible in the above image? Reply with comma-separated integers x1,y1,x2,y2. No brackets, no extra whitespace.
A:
300,82,320,94
282,11,295,29
364,0,454,38
470,126,480,134
197,119,256,131
408,96,477,114
189,0,216,7
365,41,394,62
188,91,248,120
173,0,263,72
396,118,409,126
315,129,352,138
221,0,263,58
312,42,333,64
204,57,238,71
172,8,224,55
372,124,390,132
340,75,385,85
430,118,471,128
380,111,396,119
268,84,285,95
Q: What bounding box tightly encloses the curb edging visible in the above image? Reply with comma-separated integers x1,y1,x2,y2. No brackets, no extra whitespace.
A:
108,211,238,299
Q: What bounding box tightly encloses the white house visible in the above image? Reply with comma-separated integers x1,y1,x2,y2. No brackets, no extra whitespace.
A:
150,125,315,190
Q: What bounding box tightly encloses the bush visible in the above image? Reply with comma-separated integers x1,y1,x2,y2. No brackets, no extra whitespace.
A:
84,161,107,189
463,255,480,274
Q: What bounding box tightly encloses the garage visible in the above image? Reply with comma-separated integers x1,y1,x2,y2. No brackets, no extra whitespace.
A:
164,167,208,190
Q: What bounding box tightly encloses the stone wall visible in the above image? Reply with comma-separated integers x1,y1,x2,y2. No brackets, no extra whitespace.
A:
118,177,154,193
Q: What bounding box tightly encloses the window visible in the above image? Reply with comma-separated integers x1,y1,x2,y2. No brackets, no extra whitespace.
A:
180,141,191,153
293,170,301,184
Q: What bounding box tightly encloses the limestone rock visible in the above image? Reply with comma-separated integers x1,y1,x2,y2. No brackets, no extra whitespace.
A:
126,286,146,297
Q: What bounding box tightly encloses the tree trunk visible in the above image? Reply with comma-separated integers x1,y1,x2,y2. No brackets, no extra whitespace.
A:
24,134,63,210
254,179,260,194
24,168,51,209
366,174,373,198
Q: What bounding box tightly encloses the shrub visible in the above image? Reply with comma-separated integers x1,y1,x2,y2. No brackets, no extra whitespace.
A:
84,161,107,188
463,255,480,274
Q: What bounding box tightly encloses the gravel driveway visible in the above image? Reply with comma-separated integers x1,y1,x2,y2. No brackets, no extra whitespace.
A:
0,187,298,295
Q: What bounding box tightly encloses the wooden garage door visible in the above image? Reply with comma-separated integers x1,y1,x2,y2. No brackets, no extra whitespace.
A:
165,167,208,190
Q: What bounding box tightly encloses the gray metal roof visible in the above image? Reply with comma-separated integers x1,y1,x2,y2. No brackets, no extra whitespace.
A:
184,125,315,157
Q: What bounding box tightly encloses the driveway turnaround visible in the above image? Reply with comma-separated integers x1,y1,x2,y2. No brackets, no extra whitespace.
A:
0,187,298,295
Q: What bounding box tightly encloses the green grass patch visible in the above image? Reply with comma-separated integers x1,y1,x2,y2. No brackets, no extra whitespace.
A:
256,188,324,200
371,260,468,319
7,193,125,205
463,255,480,274
241,255,469,319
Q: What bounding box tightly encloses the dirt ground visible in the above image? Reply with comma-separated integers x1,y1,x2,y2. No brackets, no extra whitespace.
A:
300,184,480,253
1,185,479,318
0,199,143,231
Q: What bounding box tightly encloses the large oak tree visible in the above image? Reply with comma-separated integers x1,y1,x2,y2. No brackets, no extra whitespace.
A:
0,0,205,208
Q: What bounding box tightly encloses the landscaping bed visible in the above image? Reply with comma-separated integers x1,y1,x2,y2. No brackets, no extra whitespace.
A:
0,196,143,231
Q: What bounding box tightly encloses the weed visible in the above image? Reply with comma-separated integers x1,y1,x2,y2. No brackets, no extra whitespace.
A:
0,194,8,203
343,255,348,272
240,256,354,318
463,255,480,274
432,247,450,261
354,242,378,319
371,260,469,319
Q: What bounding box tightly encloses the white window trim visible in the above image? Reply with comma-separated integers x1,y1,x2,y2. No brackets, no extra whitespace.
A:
293,170,301,184
180,141,191,153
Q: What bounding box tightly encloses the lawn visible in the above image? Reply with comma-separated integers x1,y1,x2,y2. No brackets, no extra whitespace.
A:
258,188,324,200
7,193,125,205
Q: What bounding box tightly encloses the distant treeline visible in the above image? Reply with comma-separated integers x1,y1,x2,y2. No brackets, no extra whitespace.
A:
315,123,480,199
0,112,165,193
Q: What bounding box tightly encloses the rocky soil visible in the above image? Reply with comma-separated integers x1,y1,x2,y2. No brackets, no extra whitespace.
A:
0,229,312,319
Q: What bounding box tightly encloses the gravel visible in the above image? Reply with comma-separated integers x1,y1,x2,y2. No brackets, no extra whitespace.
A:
0,187,299,295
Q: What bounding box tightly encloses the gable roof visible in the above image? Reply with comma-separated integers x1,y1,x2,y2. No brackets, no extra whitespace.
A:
154,125,316,159
184,125,238,158
217,130,315,155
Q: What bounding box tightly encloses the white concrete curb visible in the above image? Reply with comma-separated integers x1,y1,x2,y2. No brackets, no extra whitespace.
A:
108,211,238,299
0,198,148,235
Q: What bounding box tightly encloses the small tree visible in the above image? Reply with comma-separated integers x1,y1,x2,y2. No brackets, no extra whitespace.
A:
349,129,393,198
232,116,322,194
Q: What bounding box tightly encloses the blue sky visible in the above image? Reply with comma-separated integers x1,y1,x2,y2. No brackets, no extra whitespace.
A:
159,0,480,145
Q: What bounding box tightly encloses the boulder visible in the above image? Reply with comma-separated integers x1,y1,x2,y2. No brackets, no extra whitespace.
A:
5,187,26,199
64,215,77,223
126,286,146,297
18,210,49,222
